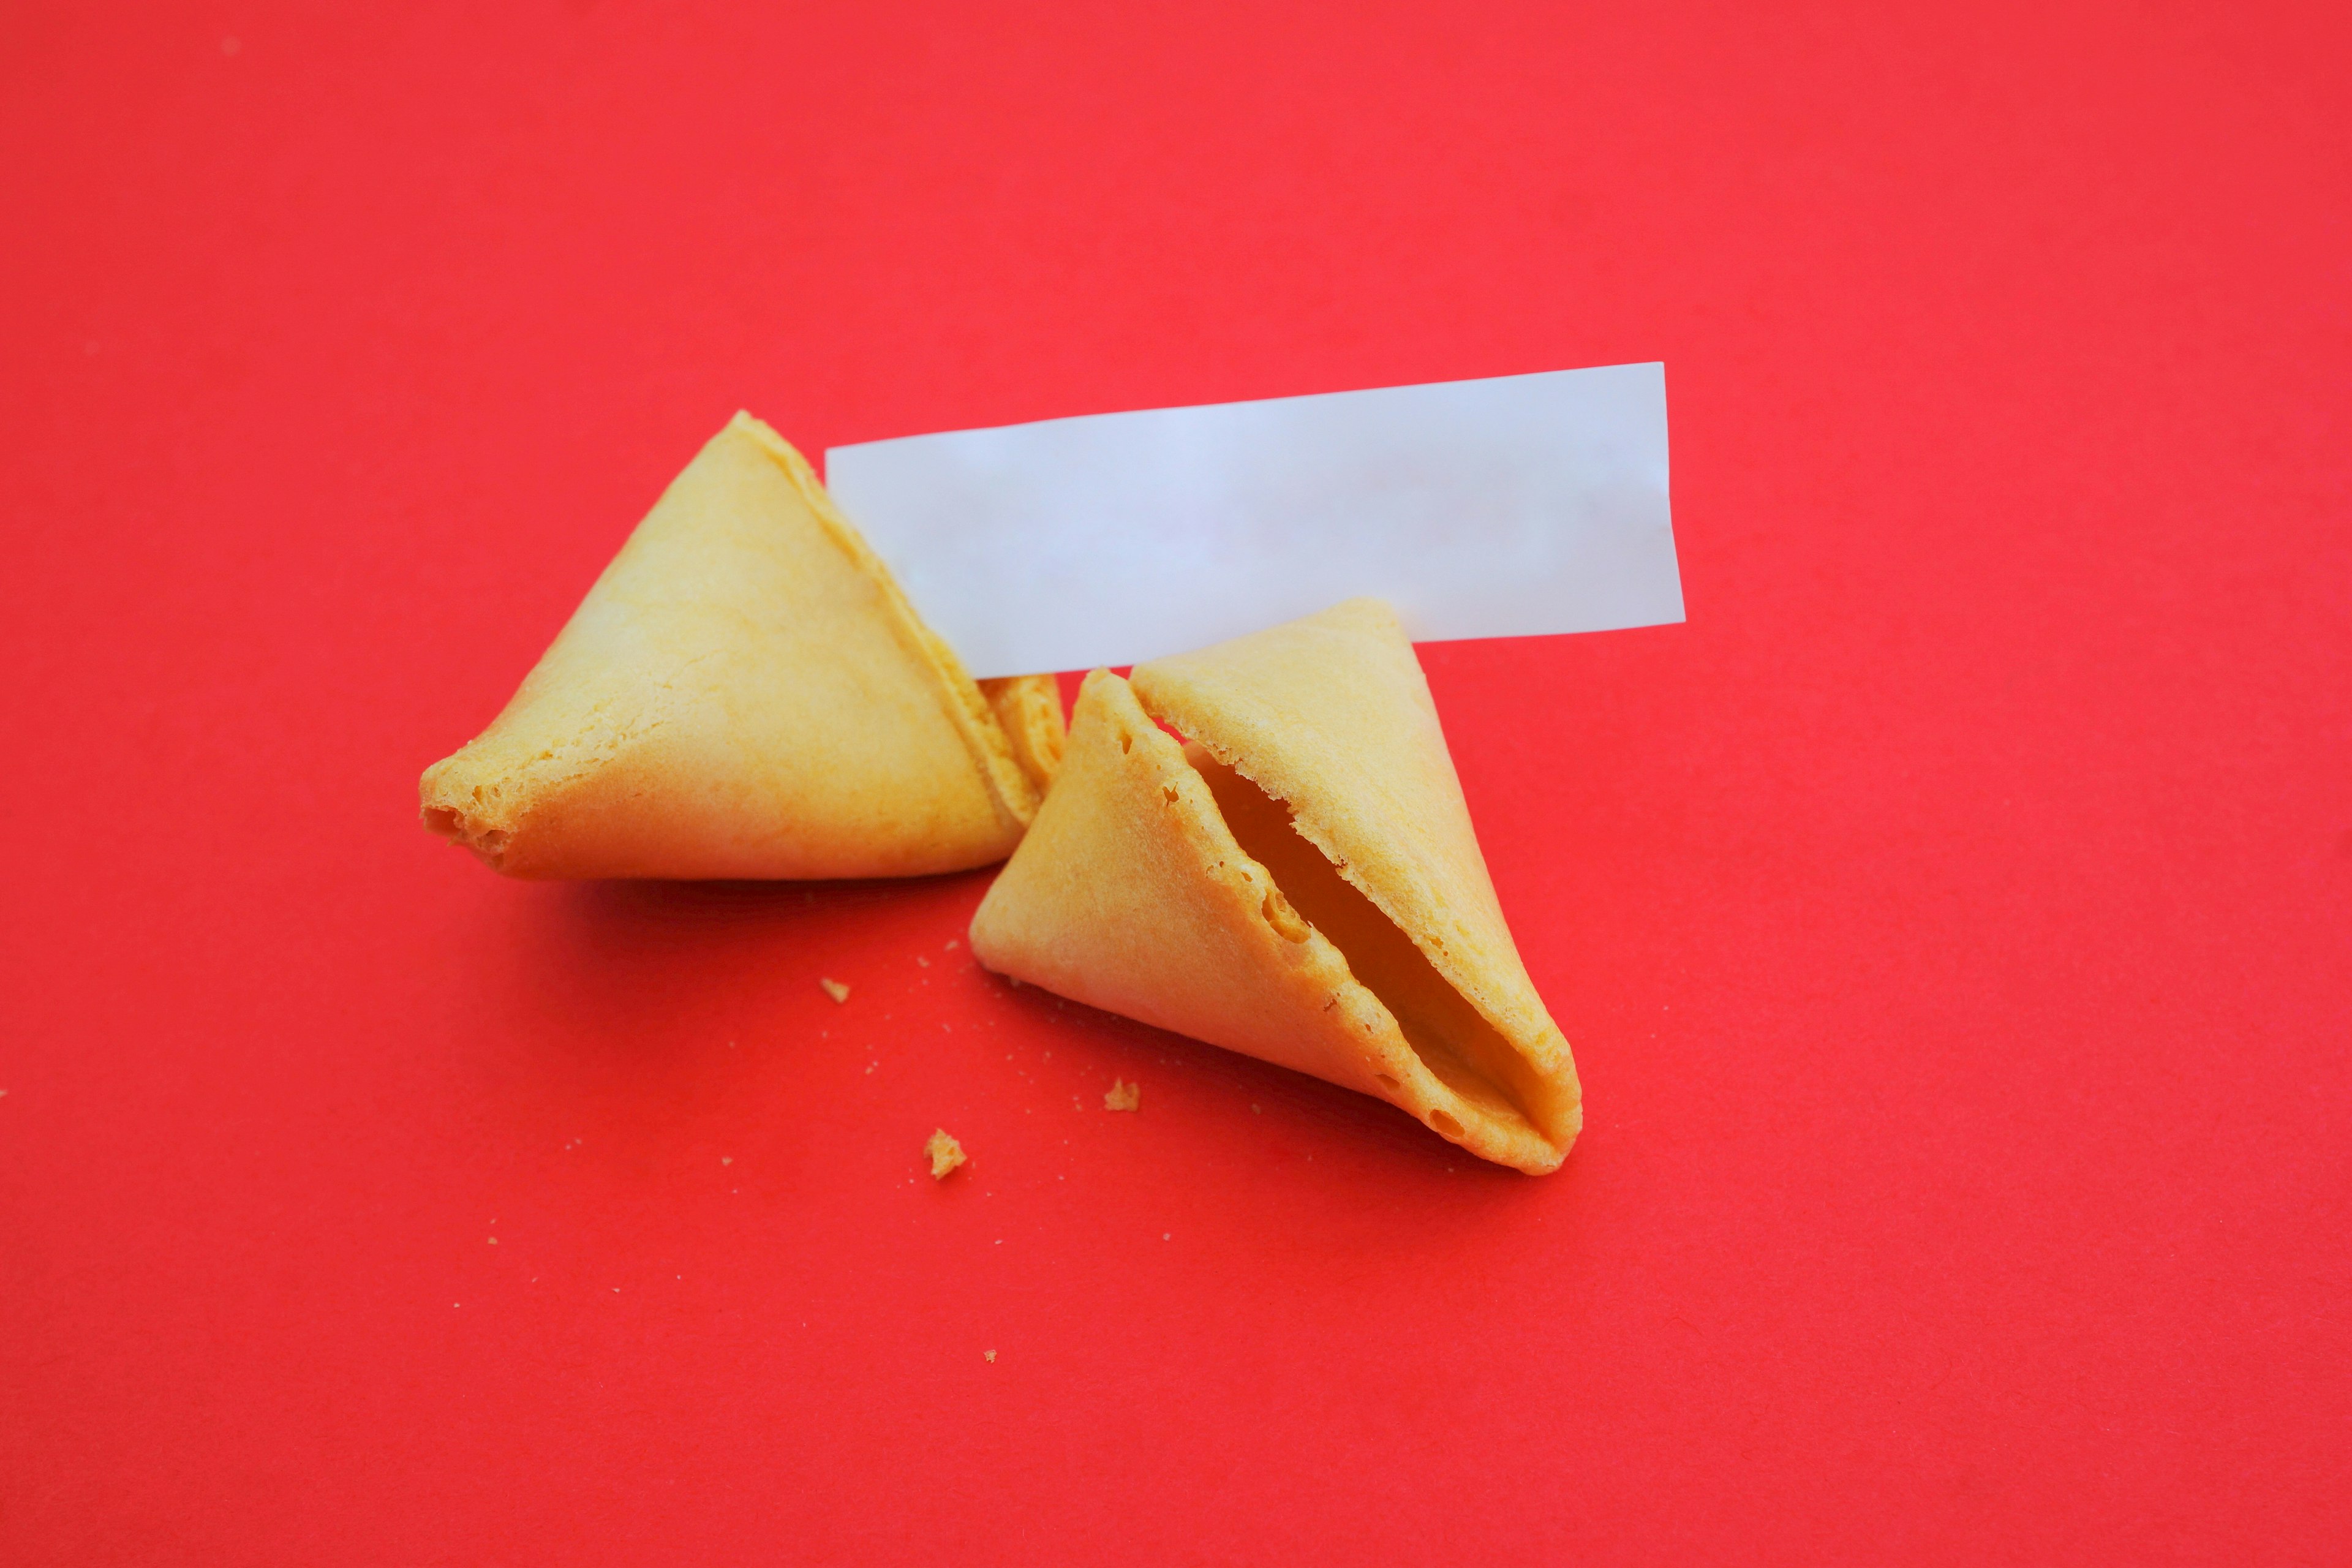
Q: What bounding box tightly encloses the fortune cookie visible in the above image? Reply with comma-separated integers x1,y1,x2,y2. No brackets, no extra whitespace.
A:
420,412,1063,880
969,599,1580,1173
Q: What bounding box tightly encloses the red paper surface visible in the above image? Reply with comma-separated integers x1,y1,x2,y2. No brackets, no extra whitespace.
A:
3,3,2347,1562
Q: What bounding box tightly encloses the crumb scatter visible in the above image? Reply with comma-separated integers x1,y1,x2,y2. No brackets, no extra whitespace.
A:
1104,1079,1141,1112
925,1128,968,1179
820,977,850,1003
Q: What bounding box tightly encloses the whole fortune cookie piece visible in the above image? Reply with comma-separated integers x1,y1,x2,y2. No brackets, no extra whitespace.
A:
969,598,1580,1174
420,412,1063,880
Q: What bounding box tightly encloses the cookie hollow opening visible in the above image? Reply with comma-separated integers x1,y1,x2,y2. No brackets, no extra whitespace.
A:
1175,741,1545,1140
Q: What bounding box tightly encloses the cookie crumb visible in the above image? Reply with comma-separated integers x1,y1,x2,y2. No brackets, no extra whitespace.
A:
1104,1079,1140,1112
946,938,961,949
984,1349,996,1363
925,1128,967,1179
820,978,850,1003
916,954,930,968
486,1237,497,1245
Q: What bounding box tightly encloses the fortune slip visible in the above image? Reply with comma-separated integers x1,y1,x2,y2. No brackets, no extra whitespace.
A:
826,363,1680,679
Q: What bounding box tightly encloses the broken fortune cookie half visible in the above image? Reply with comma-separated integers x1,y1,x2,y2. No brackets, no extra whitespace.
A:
968,598,1581,1174
420,412,1065,879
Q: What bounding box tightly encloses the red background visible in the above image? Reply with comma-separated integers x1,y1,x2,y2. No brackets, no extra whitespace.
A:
4,2,2347,1562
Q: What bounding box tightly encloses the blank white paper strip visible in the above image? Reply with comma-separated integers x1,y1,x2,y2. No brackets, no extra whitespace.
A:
824,362,1679,679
